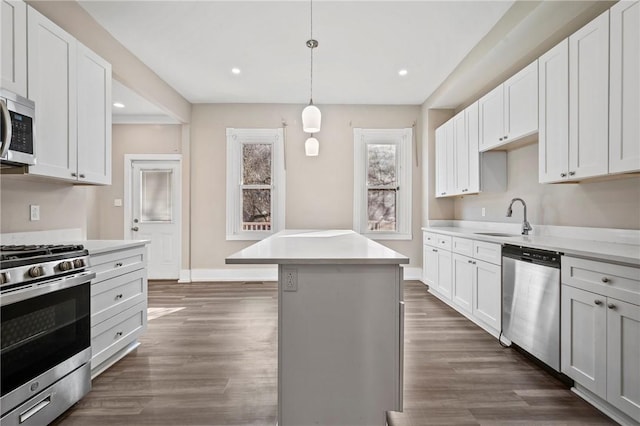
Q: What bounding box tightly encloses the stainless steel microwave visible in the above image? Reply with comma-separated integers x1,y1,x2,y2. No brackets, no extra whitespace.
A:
0,88,36,166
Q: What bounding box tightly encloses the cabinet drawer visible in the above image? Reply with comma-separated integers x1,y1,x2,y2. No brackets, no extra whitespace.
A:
89,246,145,283
436,235,452,251
423,231,439,247
91,302,146,369
91,269,146,326
473,241,502,265
452,237,473,257
562,256,640,305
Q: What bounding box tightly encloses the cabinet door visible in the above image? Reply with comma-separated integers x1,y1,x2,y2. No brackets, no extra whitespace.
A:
504,60,538,142
609,0,640,175
453,110,467,195
452,254,473,314
77,42,111,185
1,0,27,96
465,102,480,193
569,10,609,180
479,84,504,152
435,120,454,197
423,246,438,288
561,285,607,399
539,39,570,183
472,259,501,332
436,249,452,300
27,6,77,181
606,298,640,420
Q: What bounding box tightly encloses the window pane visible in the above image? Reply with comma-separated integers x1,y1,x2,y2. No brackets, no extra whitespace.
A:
141,170,172,222
243,144,272,185
367,144,396,186
242,189,271,231
367,189,396,231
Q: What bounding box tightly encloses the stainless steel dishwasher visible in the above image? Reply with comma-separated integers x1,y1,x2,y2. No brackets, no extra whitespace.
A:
502,244,561,371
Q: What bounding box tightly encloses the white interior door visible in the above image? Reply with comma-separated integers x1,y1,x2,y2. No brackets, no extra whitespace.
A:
127,158,181,280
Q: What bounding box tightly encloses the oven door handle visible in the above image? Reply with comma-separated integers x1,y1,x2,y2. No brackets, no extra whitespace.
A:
1,98,12,159
0,271,96,307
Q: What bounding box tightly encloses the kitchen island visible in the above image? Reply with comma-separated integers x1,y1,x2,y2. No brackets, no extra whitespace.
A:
226,230,408,426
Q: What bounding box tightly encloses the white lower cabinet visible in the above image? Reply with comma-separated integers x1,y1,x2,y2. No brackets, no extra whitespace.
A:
561,256,640,423
424,232,502,337
88,243,148,378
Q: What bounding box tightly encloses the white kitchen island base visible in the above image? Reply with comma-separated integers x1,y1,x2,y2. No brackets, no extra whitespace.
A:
227,230,407,426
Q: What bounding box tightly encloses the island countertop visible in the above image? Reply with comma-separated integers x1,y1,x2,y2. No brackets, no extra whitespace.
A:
226,230,409,265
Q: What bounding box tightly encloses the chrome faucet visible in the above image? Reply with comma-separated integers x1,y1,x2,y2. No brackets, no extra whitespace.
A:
506,198,533,235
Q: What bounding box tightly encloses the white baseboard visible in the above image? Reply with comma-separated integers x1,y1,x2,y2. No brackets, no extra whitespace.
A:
179,266,422,283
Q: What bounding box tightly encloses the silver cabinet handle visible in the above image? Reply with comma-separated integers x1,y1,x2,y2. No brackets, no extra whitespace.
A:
114,262,123,267
594,300,602,305
115,294,123,300
115,331,123,338
79,173,85,178
432,249,438,252
131,226,139,231
569,171,576,176
499,137,503,141
504,135,508,139
560,173,567,177
607,303,616,310
473,261,477,265
601,277,610,283
468,259,473,264
71,172,77,177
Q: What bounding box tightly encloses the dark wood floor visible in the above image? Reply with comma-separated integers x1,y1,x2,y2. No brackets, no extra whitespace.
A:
55,280,614,426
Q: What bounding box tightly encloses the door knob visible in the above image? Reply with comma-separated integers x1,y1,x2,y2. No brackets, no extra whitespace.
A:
131,226,139,231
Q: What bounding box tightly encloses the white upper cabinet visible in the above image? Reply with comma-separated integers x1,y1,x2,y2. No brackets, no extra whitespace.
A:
569,10,610,180
478,84,504,151
454,102,480,194
1,0,27,96
539,39,570,184
27,6,78,180
435,119,454,198
26,6,112,185
479,60,538,152
77,42,111,185
609,0,640,175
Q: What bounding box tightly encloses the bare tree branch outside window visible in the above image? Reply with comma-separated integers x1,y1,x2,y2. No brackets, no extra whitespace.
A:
367,144,397,231
242,144,272,230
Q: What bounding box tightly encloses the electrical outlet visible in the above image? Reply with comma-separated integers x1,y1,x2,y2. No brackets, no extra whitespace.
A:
481,207,486,217
284,269,297,292
30,205,40,221
113,198,123,207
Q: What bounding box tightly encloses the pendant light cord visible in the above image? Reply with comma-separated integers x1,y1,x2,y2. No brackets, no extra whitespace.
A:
309,0,314,104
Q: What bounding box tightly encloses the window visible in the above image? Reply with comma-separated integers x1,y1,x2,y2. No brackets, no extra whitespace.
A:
353,128,412,240
226,128,285,240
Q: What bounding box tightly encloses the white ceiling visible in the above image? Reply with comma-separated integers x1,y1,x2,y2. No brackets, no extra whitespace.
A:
112,79,180,123
80,1,513,106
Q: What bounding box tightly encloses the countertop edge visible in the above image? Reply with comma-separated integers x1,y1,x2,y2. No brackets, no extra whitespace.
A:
225,258,410,265
80,240,150,255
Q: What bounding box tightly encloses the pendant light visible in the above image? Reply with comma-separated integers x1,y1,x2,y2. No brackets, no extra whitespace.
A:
302,0,321,134
305,136,319,156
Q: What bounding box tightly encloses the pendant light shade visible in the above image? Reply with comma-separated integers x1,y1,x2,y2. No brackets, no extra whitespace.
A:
305,136,319,156
302,104,321,133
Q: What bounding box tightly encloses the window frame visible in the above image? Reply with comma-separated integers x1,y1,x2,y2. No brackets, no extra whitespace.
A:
226,128,285,240
353,128,412,240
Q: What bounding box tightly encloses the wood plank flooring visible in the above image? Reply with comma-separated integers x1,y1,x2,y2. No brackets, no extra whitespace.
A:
54,280,614,426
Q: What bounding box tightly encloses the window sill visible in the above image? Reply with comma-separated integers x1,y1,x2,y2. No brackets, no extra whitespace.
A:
362,232,412,241
226,232,273,241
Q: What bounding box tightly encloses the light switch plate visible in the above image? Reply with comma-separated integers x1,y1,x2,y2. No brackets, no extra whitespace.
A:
114,198,123,207
30,205,40,221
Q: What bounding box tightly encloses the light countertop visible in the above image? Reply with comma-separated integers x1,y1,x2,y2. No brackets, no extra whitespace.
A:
226,230,409,265
79,239,149,255
423,226,640,266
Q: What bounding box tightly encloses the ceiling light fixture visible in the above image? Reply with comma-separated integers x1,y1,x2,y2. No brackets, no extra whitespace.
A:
398,69,408,77
113,102,125,108
231,67,241,75
302,0,321,157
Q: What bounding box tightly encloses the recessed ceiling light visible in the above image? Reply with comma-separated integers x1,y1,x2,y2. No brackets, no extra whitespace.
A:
113,102,125,108
398,69,408,77
231,68,241,75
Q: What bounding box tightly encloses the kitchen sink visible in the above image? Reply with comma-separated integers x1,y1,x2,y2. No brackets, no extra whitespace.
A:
474,232,521,237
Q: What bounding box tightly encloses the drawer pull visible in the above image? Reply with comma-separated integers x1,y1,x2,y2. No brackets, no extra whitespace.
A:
468,260,473,264
115,262,123,267
115,294,123,300
607,303,616,310
601,277,610,283
594,300,602,305
115,331,123,338
432,249,438,253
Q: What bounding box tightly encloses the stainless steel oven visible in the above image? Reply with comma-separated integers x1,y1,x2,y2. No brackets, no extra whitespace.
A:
0,88,36,167
0,245,95,426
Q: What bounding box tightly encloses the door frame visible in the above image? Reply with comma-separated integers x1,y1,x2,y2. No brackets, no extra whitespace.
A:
124,154,182,279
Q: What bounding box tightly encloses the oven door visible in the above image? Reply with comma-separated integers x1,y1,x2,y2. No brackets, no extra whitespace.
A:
0,271,94,416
